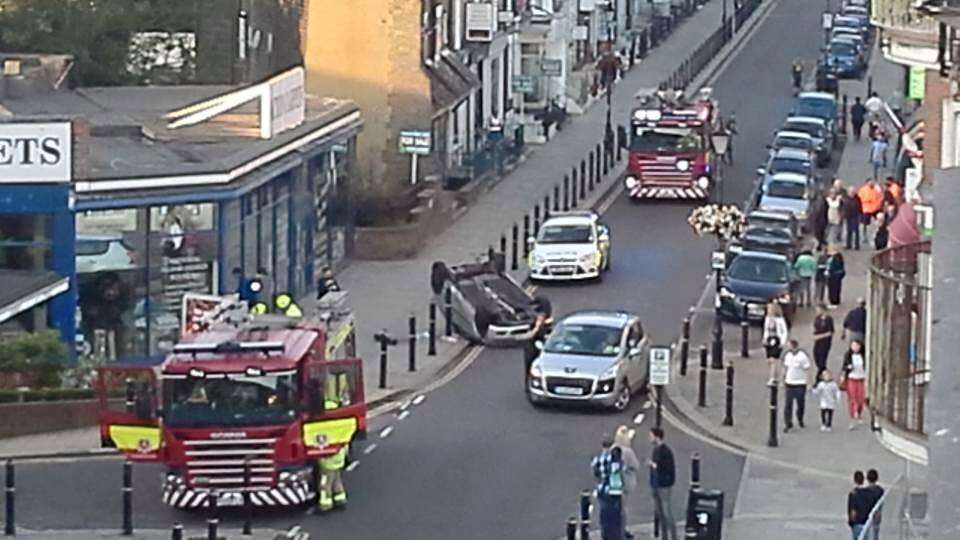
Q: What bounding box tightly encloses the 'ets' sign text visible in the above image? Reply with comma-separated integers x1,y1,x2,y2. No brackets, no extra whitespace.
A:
0,122,72,183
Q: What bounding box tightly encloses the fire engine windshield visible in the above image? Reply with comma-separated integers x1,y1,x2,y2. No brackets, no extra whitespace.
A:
630,127,702,153
163,373,298,427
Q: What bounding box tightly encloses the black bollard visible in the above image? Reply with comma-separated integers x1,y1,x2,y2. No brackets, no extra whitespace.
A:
207,517,219,540
379,335,388,389
579,490,591,539
122,461,133,535
697,345,707,407
443,288,452,337
616,126,623,162
723,362,735,426
4,460,14,536
566,516,578,540
428,302,437,356
571,168,578,207
588,152,595,190
563,175,570,211
408,314,417,372
679,317,691,376
603,142,609,176
740,321,749,358
553,185,560,212
523,215,531,257
544,195,550,220
580,160,587,194
711,317,724,370
172,523,184,540
242,459,252,535
655,385,663,429
768,383,779,447
867,76,873,98
500,233,507,255
511,222,519,271
595,144,602,181
533,204,541,233
691,452,701,489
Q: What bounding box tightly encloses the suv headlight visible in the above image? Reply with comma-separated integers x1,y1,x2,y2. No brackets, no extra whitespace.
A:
624,176,639,189
600,364,619,380
530,252,546,267
529,362,543,378
596,378,616,394
579,252,598,265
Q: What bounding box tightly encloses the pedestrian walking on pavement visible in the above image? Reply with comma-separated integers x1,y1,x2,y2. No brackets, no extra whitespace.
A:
812,305,834,380
851,97,867,141
647,427,677,540
826,189,845,245
815,250,830,306
781,339,812,432
870,136,889,181
614,425,641,539
723,114,738,164
848,470,872,540
841,339,868,428
864,92,884,123
858,179,884,238
825,248,846,307
763,302,789,385
794,250,816,307
810,192,829,251
592,434,625,540
812,370,841,431
844,186,863,250
863,469,885,540
843,299,867,343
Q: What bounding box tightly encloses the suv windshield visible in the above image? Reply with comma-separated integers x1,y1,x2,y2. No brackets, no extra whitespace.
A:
538,224,593,244
631,127,702,152
775,136,811,150
544,323,623,357
164,374,298,427
770,158,811,175
785,122,823,139
744,226,791,242
766,180,806,199
794,99,835,120
830,41,858,57
728,256,789,283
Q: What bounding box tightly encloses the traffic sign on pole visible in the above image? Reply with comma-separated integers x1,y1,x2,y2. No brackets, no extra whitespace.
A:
649,346,671,386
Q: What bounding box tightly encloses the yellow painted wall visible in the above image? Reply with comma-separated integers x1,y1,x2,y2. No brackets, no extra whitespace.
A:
303,0,434,192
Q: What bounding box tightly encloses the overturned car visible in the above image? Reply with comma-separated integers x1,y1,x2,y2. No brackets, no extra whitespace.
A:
431,254,552,346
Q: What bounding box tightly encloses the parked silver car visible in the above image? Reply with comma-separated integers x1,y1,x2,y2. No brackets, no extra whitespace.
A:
527,311,649,411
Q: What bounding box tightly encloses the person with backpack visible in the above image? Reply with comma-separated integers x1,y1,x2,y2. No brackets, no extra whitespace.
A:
592,435,625,540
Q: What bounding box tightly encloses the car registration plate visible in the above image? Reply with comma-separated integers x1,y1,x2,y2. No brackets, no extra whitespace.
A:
554,386,584,396
552,266,575,274
747,303,765,317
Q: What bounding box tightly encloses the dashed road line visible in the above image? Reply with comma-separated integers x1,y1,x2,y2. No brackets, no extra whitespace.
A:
633,413,646,425
412,394,426,406
379,426,394,439
363,443,378,455
397,410,410,421
345,460,360,472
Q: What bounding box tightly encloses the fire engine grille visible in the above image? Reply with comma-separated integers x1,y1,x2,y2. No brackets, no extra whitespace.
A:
184,438,278,489
636,159,695,185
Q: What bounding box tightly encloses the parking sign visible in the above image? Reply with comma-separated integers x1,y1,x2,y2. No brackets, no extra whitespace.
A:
649,346,671,386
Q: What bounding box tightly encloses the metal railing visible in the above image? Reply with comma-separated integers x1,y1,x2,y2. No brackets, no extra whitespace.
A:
856,459,928,539
867,241,931,435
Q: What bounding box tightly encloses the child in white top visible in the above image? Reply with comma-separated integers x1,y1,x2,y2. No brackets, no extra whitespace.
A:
812,370,842,431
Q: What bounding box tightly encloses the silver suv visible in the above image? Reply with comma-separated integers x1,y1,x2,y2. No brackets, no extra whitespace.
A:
527,311,649,411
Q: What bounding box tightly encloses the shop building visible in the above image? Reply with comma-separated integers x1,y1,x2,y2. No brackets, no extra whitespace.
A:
0,62,362,362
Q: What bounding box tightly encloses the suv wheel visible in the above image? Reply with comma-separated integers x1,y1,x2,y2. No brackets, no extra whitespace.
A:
612,381,631,412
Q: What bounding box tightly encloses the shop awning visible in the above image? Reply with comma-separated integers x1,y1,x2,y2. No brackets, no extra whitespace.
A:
0,270,70,325
428,49,481,117
890,203,922,247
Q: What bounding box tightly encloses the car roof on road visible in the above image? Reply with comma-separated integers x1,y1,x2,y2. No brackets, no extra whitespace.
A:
733,250,789,262
775,130,814,140
786,116,826,126
559,310,634,329
542,214,596,226
748,209,795,221
773,148,812,160
798,91,836,102
770,172,809,183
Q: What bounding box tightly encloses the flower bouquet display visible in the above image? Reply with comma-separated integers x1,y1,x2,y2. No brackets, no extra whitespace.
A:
687,204,745,242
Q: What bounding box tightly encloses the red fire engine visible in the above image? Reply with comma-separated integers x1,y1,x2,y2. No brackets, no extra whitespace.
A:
97,292,365,509
623,87,720,200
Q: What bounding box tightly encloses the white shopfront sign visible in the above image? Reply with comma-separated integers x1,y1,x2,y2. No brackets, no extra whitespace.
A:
0,122,72,183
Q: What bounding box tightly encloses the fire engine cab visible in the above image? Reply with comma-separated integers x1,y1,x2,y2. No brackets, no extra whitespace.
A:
623,87,720,200
97,292,365,510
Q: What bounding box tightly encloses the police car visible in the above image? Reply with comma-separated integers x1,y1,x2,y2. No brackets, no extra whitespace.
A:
528,211,611,281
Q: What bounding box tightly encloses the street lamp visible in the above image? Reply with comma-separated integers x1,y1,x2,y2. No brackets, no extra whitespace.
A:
710,124,730,203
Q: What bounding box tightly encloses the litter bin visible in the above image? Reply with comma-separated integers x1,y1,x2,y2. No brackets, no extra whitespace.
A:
684,488,724,539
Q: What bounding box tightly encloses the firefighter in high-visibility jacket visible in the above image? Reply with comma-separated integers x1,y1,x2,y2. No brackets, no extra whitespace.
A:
317,372,351,511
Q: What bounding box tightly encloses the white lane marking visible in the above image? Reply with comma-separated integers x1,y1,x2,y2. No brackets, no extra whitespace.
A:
633,413,645,425
379,426,394,439
628,428,636,440
363,444,378,455
412,394,426,406
397,410,410,421
345,460,360,472
399,400,412,411
642,400,652,410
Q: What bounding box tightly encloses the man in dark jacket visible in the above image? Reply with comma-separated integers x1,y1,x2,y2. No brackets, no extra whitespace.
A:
863,469,885,540
809,193,828,251
851,97,867,141
843,298,867,343
848,470,871,539
523,314,550,386
648,428,677,540
844,186,863,250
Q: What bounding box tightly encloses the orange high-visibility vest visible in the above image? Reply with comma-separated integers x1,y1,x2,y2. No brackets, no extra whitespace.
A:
858,184,884,215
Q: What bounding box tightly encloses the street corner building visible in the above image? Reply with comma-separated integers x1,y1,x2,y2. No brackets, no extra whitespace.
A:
0,56,362,363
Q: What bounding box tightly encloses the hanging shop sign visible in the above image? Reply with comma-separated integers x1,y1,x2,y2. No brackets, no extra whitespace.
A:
0,122,72,183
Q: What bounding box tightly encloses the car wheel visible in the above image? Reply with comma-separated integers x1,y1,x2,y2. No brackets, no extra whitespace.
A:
604,251,612,271
430,262,451,295
526,387,545,408
612,381,632,412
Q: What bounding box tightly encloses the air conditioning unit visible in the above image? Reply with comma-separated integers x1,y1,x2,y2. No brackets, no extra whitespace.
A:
466,1,499,42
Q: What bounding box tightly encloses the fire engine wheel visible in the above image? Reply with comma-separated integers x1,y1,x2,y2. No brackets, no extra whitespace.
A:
430,261,452,295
